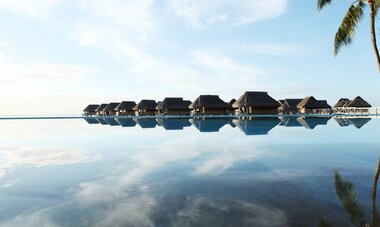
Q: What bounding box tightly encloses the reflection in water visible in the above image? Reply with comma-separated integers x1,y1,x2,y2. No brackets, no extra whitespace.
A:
156,118,191,130
334,117,372,129
279,117,303,127
321,157,380,227
190,118,231,132
115,118,136,127
2,118,378,226
134,118,158,128
83,116,373,134
233,117,280,135
103,118,120,126
297,116,331,129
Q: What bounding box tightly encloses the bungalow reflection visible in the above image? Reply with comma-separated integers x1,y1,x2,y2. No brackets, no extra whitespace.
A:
82,116,373,133
115,118,136,127
189,118,233,132
334,117,372,129
296,116,331,129
233,117,280,135
156,118,191,130
134,118,158,128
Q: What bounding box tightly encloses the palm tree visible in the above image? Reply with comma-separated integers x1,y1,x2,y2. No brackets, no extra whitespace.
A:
317,0,380,72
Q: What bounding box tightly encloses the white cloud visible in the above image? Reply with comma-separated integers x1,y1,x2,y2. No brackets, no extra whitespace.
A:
0,61,97,82
0,146,101,178
0,0,61,21
168,0,287,29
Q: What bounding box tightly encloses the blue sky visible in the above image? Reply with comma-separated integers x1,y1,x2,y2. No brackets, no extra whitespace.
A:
0,0,379,115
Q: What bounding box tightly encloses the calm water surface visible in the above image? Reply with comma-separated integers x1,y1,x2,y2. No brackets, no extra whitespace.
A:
0,116,379,227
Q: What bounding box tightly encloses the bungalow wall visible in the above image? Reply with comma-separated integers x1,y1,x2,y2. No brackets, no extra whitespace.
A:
236,107,278,115
191,108,228,116
135,109,157,116
84,110,97,116
300,108,332,115
158,109,190,116
104,110,117,116
116,110,135,116
279,108,300,115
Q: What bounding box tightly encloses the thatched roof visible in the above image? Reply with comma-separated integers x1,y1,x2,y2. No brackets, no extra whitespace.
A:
95,104,108,112
333,98,351,108
228,99,236,109
133,100,158,110
189,95,228,109
104,103,120,111
346,96,372,108
115,101,136,111
297,96,331,109
83,104,99,112
156,98,191,110
279,99,303,110
232,91,280,108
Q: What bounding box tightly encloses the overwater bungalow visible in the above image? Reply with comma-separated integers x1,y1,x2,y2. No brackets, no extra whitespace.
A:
278,99,303,115
189,118,230,132
232,91,280,115
83,104,99,116
156,98,191,116
104,102,120,116
133,118,157,128
133,100,158,116
233,117,280,135
297,116,331,129
297,96,332,114
333,98,351,113
95,104,108,116
156,118,192,130
345,96,372,114
115,118,137,127
189,95,229,115
115,101,136,116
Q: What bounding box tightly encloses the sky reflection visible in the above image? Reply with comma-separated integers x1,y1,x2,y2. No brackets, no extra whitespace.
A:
0,118,379,226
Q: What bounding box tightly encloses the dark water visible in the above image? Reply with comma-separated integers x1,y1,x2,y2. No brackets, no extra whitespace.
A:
0,116,379,227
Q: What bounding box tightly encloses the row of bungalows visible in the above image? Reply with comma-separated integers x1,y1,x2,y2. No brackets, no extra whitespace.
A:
83,93,371,116
333,96,372,114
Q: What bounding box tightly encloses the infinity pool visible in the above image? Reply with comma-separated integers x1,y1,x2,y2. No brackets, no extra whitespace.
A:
0,117,379,227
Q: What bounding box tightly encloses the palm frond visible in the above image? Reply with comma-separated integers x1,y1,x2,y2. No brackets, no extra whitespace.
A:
334,1,366,55
334,171,366,226
373,0,380,17
317,0,332,11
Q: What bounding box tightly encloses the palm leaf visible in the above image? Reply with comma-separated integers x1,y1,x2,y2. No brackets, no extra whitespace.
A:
317,0,332,11
334,171,366,226
334,1,366,55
